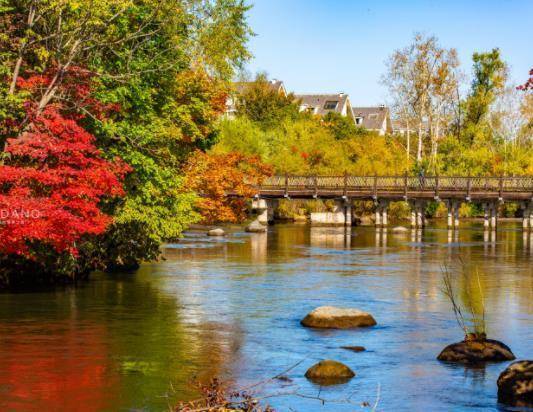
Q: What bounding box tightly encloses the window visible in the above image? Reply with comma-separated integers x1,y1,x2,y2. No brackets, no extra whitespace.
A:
323,101,338,110
368,113,378,119
355,117,363,125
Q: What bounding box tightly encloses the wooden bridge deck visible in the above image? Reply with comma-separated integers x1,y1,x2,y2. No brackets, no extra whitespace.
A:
252,175,533,201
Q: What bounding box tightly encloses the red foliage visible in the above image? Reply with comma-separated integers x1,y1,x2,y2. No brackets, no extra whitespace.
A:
185,151,272,224
17,66,120,120
0,103,130,257
517,68,533,91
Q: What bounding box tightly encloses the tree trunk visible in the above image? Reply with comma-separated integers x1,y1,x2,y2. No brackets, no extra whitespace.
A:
406,121,411,160
417,122,423,161
8,3,37,95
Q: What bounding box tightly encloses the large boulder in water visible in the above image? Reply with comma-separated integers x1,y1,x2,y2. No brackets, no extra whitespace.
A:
245,220,267,233
497,360,533,407
301,306,376,329
437,337,515,364
305,360,355,385
208,228,225,236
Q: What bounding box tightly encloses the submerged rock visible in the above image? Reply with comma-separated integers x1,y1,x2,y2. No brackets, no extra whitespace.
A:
208,228,225,236
392,226,409,233
341,346,366,352
305,360,355,385
301,306,376,329
437,338,515,364
245,220,267,233
497,360,533,407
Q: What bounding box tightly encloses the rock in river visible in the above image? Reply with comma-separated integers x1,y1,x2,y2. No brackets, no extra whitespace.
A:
305,360,355,385
392,226,409,233
437,338,515,364
341,346,366,352
208,228,225,236
301,306,377,329
245,220,267,233
497,360,533,408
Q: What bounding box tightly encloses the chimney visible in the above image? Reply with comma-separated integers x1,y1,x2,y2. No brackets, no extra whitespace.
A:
379,104,385,110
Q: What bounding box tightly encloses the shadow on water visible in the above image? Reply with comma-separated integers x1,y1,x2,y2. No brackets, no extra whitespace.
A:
0,222,531,411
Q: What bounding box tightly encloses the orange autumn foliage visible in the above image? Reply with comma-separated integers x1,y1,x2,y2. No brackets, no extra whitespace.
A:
185,151,272,223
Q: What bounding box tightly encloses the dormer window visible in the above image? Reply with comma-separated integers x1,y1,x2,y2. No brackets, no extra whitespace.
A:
368,113,378,119
324,101,338,110
355,117,363,125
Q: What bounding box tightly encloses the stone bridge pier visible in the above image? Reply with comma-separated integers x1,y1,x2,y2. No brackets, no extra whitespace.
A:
521,201,532,231
482,201,500,230
408,200,426,228
251,198,277,225
310,198,352,226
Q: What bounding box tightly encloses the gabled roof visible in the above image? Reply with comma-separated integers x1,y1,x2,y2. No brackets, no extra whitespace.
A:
294,93,351,116
351,106,391,131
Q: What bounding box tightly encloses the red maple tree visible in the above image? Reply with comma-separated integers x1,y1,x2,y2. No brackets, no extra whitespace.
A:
0,73,130,259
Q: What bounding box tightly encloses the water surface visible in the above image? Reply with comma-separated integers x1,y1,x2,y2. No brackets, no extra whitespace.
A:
0,223,532,411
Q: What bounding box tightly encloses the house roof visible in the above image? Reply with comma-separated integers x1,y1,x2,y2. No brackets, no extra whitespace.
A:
351,106,391,130
232,79,286,96
294,93,351,116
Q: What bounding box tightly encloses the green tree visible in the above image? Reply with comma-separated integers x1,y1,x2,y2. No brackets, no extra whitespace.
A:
235,73,299,128
0,0,253,273
322,111,367,140
463,48,507,142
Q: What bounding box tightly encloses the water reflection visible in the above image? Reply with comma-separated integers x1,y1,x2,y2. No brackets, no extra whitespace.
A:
0,222,531,411
310,227,351,248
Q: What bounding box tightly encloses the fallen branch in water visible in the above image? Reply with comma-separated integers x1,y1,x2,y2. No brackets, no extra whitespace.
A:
173,359,381,411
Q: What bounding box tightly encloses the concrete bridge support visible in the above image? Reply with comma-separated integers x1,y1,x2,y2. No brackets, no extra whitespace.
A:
310,199,350,226
483,203,490,229
409,200,426,229
252,198,277,225
374,200,389,227
409,200,425,229
521,202,531,231
445,200,460,229
489,202,498,229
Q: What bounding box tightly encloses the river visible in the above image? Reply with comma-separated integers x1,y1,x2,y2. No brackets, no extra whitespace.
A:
0,222,531,411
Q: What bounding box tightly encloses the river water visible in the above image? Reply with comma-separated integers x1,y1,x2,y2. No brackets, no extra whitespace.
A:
0,222,531,411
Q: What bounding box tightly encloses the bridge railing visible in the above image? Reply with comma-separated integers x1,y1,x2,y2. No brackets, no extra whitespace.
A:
258,175,533,193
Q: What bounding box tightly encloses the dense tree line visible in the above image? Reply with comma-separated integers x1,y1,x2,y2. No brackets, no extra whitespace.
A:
0,0,259,287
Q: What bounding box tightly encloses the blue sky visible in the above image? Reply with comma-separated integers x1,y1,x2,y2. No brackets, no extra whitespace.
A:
245,0,532,106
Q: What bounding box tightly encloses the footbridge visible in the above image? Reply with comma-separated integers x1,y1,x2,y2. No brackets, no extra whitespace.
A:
246,175,533,230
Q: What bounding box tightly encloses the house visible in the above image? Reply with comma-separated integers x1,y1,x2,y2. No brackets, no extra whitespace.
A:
225,79,287,118
295,93,354,119
392,119,415,136
351,105,393,135
392,118,429,136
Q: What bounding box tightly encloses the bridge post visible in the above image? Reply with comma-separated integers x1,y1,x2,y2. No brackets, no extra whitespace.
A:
490,202,498,229
375,201,382,227
252,198,277,225
453,201,460,229
379,200,389,227
483,203,490,229
522,202,533,231
446,200,453,229
344,200,352,227
416,201,424,228
410,207,416,228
